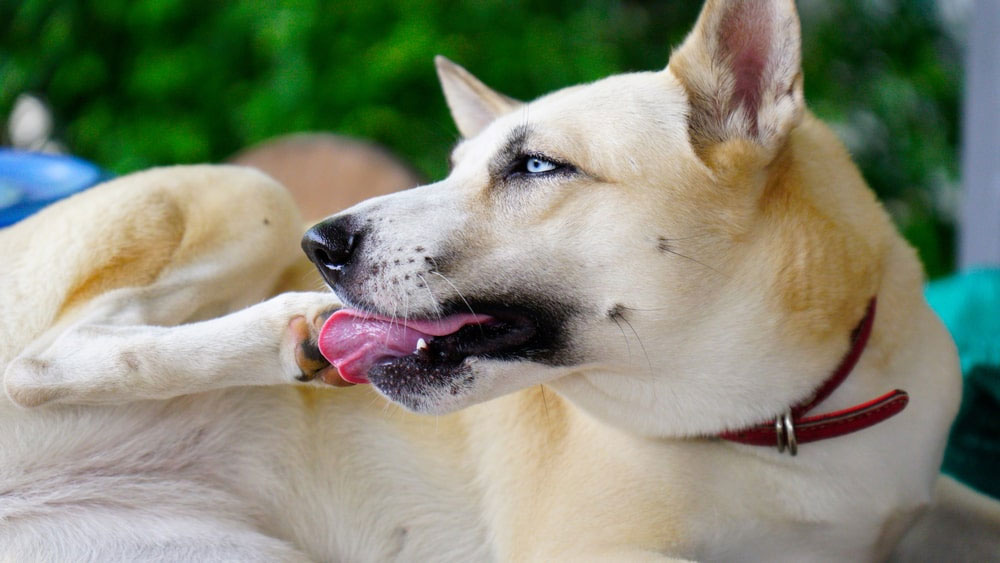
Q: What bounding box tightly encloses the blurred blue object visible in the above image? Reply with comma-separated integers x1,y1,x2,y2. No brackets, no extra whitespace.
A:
0,149,107,228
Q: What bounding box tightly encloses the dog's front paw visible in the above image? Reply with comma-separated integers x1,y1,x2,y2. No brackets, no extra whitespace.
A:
286,306,351,387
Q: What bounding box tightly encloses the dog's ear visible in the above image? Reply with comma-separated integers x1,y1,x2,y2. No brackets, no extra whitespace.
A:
435,55,521,138
668,0,803,157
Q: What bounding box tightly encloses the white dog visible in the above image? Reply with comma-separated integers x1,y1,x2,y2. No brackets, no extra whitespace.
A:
3,0,998,560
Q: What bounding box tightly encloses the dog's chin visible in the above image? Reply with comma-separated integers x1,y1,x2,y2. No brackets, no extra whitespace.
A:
370,358,563,414
366,353,500,414
368,357,480,414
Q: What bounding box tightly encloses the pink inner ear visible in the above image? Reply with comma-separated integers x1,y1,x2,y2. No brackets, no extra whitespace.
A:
719,2,773,137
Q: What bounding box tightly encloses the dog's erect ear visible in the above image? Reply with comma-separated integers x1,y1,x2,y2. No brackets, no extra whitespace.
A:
668,0,803,155
435,55,521,138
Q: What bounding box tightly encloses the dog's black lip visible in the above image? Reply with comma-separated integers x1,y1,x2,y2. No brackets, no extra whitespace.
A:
421,305,536,363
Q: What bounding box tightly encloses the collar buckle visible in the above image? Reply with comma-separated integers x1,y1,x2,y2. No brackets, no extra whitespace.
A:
775,409,798,456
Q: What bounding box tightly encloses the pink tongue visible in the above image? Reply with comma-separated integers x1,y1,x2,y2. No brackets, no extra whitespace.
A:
317,309,493,384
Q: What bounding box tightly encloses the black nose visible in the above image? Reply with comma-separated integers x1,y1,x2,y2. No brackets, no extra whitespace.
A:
301,216,362,284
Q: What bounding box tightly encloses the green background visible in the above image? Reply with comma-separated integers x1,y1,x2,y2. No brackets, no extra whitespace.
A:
1,0,962,277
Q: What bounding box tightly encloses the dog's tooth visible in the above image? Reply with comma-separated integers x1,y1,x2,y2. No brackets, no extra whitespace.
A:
415,338,428,353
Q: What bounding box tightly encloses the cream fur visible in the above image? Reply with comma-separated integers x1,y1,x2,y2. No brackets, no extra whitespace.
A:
3,1,999,561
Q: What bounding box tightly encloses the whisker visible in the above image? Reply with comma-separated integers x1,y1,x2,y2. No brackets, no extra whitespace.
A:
416,274,444,320
664,247,726,277
618,305,670,312
662,233,711,242
310,277,329,292
430,271,487,337
539,384,551,425
620,315,654,375
430,271,477,317
658,234,726,278
426,255,442,273
402,287,411,326
610,313,633,365
613,313,662,408
380,398,394,418
385,302,398,348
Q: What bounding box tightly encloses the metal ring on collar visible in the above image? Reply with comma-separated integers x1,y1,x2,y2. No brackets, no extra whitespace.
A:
783,410,798,456
775,416,787,454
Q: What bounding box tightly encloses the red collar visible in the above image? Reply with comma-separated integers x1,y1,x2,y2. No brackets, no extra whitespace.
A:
719,298,909,455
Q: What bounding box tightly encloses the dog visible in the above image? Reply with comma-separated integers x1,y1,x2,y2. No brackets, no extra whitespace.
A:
3,0,999,560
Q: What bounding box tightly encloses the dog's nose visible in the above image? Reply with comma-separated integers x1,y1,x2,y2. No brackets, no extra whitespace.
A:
301,216,362,284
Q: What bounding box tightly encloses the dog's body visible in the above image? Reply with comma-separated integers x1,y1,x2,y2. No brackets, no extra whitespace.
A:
3,1,999,560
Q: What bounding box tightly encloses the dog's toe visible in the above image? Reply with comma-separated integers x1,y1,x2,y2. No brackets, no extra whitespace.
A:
288,311,351,386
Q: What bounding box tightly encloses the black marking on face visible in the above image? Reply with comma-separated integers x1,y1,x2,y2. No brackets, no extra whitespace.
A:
487,124,581,189
607,303,626,320
657,236,671,253
489,124,531,181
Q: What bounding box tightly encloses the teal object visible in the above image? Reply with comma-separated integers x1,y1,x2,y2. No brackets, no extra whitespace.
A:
926,269,1000,499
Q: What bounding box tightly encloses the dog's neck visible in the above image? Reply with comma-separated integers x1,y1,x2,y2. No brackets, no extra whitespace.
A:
717,298,909,455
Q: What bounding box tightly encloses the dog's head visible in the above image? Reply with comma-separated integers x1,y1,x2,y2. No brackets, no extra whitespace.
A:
304,0,885,437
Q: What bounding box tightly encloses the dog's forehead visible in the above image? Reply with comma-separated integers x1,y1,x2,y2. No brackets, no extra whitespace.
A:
529,70,687,129
469,70,693,168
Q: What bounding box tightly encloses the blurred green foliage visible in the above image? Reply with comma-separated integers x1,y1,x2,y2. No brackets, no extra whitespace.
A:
0,0,962,277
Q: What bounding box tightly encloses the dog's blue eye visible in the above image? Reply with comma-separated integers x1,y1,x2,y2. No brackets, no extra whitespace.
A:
525,157,557,174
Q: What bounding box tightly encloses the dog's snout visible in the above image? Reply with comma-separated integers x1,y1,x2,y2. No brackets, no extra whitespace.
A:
301,216,363,284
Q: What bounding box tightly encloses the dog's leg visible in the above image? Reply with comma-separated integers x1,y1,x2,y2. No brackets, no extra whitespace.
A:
2,165,346,407
4,289,344,407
